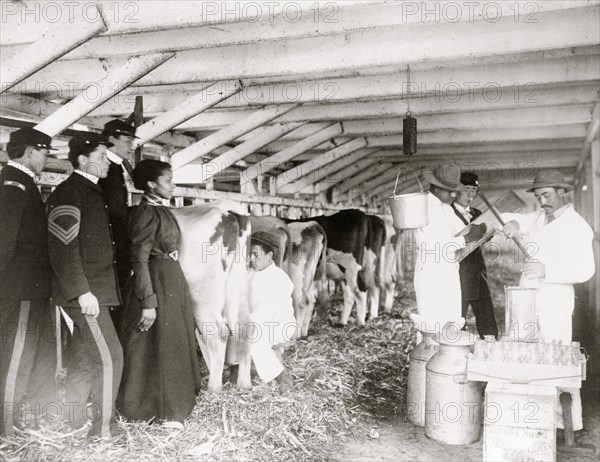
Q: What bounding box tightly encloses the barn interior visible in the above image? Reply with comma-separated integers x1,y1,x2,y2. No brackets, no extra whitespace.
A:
1,1,599,461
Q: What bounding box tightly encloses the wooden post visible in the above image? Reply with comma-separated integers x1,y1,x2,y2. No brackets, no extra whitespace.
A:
133,96,144,165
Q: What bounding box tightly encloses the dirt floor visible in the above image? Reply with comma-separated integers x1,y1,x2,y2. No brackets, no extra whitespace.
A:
330,252,600,462
332,387,599,462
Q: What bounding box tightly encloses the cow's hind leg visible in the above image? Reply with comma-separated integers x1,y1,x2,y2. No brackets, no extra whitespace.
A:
383,283,395,313
356,290,368,326
368,286,380,321
196,322,228,392
339,283,355,325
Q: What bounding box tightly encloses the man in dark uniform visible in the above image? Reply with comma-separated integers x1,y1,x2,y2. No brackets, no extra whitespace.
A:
99,119,138,332
47,132,123,439
451,172,498,339
1,128,58,436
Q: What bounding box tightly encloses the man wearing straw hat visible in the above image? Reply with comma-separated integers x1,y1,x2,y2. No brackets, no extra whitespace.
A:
502,169,595,434
413,165,487,334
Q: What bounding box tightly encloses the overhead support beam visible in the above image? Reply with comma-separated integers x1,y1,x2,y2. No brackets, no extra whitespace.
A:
276,138,367,193
339,106,594,136
173,121,305,184
279,146,378,195
0,4,106,94
134,81,243,147
576,101,600,182
165,85,600,130
170,103,300,170
241,123,343,183
333,162,394,197
364,125,589,148
21,5,599,86
299,158,380,195
33,53,174,136
351,168,405,197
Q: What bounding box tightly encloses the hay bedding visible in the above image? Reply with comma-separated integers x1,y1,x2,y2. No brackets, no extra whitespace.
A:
1,257,514,461
0,294,416,462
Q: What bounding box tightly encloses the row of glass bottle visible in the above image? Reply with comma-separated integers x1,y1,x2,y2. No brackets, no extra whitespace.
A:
472,338,581,366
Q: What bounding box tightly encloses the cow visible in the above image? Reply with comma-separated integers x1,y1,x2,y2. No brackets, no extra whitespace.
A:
284,221,327,337
249,215,327,338
172,204,252,392
292,209,372,326
364,215,387,321
381,218,404,313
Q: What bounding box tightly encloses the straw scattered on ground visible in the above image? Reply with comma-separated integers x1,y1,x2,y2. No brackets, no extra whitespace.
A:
0,288,417,462
1,253,520,462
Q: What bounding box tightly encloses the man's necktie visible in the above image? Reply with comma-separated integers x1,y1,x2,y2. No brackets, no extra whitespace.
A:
122,159,134,177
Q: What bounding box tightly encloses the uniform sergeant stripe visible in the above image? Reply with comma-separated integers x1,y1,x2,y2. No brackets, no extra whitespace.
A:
84,315,113,439
48,222,79,245
3,301,31,436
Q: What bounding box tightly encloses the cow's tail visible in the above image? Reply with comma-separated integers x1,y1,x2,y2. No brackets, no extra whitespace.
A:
314,224,330,317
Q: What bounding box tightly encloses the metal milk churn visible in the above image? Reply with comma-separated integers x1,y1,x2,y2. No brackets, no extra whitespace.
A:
425,330,484,445
407,330,438,426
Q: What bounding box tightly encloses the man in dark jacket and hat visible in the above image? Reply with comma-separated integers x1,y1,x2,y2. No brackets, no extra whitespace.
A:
100,119,139,332
450,172,498,339
0,128,58,436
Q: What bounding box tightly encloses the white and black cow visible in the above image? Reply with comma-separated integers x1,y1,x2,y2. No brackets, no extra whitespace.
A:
173,204,252,392
364,215,387,321
250,215,327,338
293,209,372,326
284,221,327,337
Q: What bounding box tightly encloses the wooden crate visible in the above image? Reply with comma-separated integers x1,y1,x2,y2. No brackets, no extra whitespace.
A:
483,383,556,462
467,355,585,388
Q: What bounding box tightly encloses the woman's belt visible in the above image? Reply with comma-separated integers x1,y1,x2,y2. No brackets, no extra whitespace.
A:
149,250,179,261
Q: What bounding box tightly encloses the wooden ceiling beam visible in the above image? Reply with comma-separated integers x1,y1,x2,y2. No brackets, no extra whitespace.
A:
33,53,174,136
14,7,599,88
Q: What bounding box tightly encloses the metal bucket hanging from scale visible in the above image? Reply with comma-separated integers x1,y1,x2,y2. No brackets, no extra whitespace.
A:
387,171,428,229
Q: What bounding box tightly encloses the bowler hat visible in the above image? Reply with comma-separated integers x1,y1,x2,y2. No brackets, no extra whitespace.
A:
525,169,572,193
460,172,479,188
9,127,56,150
68,131,113,155
423,164,462,192
103,119,139,138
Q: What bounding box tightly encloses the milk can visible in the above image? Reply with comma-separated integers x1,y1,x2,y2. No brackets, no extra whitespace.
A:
406,331,438,426
505,286,539,342
425,330,484,445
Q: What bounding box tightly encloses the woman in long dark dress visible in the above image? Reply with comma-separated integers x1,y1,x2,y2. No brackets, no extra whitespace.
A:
117,159,201,426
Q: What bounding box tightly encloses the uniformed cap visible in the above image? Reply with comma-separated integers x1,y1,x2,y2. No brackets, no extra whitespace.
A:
460,172,479,188
9,127,56,150
68,131,113,154
103,119,139,138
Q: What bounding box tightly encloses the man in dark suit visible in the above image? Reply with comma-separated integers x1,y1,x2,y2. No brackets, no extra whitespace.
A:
47,132,123,439
451,172,498,339
99,119,138,332
1,128,58,435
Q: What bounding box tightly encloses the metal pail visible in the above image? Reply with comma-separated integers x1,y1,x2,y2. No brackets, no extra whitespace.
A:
504,286,538,342
387,172,429,229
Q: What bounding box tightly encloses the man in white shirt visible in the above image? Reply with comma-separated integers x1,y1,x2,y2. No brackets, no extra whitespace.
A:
247,231,297,392
413,165,487,334
502,169,595,433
